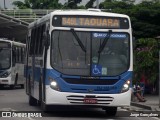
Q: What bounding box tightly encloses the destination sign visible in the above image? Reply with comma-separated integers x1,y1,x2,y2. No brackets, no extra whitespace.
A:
52,15,129,29
62,17,120,28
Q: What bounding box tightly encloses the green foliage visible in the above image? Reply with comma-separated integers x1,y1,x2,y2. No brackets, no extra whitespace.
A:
100,0,160,39
134,38,158,83
12,0,62,9
66,0,78,9
63,0,82,9
85,0,96,8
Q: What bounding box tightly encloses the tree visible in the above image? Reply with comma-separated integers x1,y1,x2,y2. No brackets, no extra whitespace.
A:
64,0,82,9
12,0,62,9
12,0,30,9
85,0,96,8
134,38,158,84
100,0,160,39
121,0,135,4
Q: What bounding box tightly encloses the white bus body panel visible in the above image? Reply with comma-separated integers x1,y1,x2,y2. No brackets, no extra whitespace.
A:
45,85,131,106
0,75,12,85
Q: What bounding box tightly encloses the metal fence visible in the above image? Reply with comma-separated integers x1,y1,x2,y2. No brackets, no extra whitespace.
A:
0,9,54,23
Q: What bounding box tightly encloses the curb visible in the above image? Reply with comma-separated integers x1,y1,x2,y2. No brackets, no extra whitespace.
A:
131,102,152,110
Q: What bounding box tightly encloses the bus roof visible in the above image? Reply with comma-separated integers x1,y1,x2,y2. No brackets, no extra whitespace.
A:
52,9,129,18
29,9,130,28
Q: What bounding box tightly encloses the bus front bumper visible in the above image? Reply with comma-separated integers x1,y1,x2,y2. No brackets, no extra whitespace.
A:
0,77,12,85
45,86,131,107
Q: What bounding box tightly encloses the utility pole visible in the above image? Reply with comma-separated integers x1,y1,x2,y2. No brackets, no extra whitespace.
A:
96,0,99,9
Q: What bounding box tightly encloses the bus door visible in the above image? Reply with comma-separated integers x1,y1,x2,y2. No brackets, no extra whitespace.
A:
38,24,48,103
28,28,36,97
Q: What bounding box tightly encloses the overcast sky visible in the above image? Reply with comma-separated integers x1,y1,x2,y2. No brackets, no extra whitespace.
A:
0,0,141,9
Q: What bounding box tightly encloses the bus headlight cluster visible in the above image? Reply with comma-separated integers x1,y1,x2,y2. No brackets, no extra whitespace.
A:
49,77,60,91
121,80,130,93
0,71,11,78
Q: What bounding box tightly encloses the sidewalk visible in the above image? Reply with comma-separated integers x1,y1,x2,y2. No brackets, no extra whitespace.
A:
131,94,160,111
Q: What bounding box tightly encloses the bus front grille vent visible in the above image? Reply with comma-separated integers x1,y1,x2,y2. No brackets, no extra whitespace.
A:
63,78,118,85
67,95,114,104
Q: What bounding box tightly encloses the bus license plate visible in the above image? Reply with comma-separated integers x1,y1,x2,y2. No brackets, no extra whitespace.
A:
84,98,97,104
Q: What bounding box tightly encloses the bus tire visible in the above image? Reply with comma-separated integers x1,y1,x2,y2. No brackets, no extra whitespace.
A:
29,96,37,106
41,101,49,112
10,85,15,89
10,74,18,89
15,74,18,87
103,107,117,117
0,84,4,89
21,84,24,89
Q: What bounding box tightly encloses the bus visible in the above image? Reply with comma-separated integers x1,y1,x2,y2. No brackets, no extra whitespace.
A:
25,9,133,116
0,39,26,89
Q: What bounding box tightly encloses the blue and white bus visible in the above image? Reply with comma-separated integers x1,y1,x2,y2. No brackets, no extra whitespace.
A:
0,39,26,89
25,9,133,116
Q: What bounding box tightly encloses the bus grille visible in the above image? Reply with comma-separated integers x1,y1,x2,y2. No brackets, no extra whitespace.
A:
67,95,114,104
63,78,118,85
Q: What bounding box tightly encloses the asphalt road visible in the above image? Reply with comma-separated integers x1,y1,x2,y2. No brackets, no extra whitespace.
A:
0,86,159,120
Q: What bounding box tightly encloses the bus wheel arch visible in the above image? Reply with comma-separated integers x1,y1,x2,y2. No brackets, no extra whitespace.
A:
29,95,38,106
103,107,117,117
9,73,18,89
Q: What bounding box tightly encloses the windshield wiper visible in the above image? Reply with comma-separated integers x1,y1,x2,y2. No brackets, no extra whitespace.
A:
70,28,86,53
98,30,112,54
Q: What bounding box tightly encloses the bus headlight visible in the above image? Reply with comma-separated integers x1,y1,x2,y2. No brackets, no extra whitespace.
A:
121,80,130,93
0,71,11,78
49,78,60,91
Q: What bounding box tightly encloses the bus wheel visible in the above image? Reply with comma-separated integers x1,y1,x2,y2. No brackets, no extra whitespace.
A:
10,85,15,89
0,84,4,89
20,84,24,89
29,96,37,106
103,107,117,117
14,74,18,87
41,102,50,112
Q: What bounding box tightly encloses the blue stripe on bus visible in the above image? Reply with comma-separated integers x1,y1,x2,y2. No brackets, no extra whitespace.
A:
25,66,132,94
45,69,132,94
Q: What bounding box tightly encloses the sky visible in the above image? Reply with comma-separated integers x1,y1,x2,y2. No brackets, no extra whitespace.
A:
0,0,141,9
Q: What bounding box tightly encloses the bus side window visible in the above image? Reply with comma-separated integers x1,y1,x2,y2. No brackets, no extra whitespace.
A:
38,24,46,55
12,49,16,66
29,29,35,55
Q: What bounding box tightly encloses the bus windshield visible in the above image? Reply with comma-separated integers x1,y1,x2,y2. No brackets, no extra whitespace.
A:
0,48,11,69
51,30,129,76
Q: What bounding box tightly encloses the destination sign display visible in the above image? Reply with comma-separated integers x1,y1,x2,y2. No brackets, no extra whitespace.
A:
62,17,120,28
52,15,129,29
